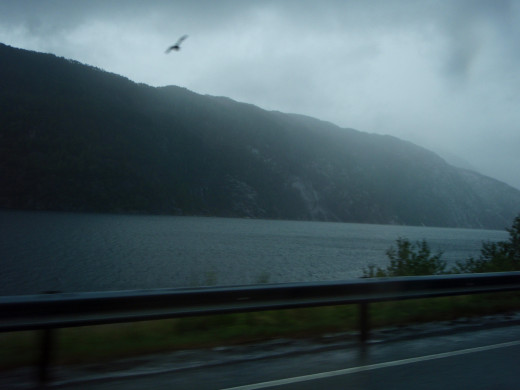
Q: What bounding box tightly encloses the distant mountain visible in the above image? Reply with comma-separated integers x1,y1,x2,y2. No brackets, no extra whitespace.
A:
1,43,519,229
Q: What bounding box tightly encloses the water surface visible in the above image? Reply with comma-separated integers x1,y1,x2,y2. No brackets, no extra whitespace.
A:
0,210,508,295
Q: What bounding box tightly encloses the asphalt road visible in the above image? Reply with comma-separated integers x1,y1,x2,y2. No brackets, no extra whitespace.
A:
3,319,520,389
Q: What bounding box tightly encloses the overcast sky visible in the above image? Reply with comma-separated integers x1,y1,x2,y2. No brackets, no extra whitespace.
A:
1,0,519,189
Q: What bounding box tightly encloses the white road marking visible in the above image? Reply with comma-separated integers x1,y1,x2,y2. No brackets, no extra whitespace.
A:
221,340,520,390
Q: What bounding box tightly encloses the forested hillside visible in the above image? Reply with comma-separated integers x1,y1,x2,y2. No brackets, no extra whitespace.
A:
1,43,519,229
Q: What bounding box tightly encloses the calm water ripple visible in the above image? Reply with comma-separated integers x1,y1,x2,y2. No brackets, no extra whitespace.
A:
0,210,509,295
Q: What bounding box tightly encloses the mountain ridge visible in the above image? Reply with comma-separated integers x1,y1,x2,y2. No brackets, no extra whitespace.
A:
1,42,519,229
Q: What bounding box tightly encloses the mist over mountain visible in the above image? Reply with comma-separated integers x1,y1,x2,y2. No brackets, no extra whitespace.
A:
1,43,519,229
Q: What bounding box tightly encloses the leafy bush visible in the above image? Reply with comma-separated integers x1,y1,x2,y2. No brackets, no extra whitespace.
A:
453,215,520,273
365,215,520,278
363,237,446,277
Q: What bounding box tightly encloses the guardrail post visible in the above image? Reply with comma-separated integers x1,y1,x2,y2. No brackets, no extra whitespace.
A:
36,290,60,388
359,302,369,343
38,328,54,388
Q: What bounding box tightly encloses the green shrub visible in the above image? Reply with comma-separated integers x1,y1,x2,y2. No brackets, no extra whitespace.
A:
363,237,446,277
453,215,520,273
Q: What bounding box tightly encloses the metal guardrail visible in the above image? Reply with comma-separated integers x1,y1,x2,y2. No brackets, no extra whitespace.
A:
2,271,520,386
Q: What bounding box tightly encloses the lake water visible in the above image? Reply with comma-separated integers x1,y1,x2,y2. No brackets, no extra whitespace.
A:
0,210,509,296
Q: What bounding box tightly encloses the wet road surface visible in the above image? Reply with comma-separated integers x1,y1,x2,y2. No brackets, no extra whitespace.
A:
3,314,520,389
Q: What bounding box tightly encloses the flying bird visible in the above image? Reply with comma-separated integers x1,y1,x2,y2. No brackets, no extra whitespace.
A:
165,35,188,53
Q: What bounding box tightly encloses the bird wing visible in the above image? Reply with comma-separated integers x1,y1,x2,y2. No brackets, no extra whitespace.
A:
175,35,188,46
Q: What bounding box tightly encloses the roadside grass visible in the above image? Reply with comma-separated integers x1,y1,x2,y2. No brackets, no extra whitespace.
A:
1,291,520,370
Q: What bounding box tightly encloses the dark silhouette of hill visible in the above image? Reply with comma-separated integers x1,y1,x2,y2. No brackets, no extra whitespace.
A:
1,43,519,228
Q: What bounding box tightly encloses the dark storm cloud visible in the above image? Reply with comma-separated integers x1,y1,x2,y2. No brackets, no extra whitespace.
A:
0,0,249,31
440,0,519,82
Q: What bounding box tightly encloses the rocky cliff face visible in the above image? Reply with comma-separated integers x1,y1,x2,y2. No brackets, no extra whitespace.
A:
1,43,519,229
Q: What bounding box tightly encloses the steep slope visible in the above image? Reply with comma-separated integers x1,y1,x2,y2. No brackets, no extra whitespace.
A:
1,43,519,228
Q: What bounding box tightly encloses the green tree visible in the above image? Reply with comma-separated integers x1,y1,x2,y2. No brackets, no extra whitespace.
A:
453,214,520,273
363,237,446,277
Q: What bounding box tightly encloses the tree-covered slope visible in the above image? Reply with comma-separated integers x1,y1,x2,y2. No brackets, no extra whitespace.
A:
1,43,519,228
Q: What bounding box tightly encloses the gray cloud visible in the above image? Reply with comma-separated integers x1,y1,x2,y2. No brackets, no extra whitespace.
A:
1,0,519,189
